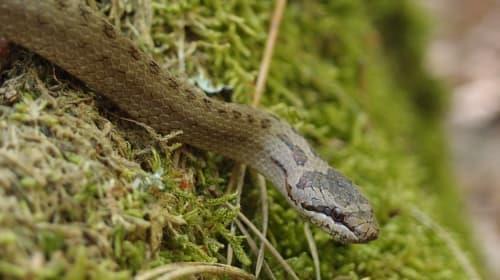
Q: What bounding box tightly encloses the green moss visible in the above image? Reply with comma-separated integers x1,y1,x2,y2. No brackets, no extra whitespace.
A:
0,0,484,279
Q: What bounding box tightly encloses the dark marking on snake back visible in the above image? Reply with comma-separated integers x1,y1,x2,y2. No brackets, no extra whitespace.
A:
148,61,161,75
96,55,110,63
203,97,213,108
55,0,69,10
102,21,117,39
217,108,227,115
190,120,199,127
260,118,272,129
277,134,307,166
36,15,49,26
232,110,242,119
247,114,255,124
129,45,141,61
115,68,127,76
78,4,92,23
270,156,287,177
166,77,180,89
185,89,197,100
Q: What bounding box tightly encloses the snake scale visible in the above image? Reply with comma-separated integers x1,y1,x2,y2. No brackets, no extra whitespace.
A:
0,0,378,243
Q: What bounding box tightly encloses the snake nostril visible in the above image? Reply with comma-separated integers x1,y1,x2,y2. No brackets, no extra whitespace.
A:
355,221,379,242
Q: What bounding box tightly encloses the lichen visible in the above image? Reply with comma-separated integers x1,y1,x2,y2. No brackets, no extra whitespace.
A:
0,0,484,279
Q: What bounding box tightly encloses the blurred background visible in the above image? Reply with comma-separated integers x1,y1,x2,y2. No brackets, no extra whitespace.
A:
422,0,500,277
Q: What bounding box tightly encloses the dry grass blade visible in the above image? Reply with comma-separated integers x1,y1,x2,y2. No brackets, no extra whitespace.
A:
228,204,300,280
135,262,255,280
252,0,287,107
254,171,269,278
304,224,321,280
236,220,278,280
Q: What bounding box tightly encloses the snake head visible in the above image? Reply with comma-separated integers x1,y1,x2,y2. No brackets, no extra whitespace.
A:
290,168,378,243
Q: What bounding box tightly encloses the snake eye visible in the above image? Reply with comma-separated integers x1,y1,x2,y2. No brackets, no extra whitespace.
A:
330,207,345,222
300,203,332,217
300,203,347,224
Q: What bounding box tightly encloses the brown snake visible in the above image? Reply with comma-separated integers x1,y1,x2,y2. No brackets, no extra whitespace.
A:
0,0,378,243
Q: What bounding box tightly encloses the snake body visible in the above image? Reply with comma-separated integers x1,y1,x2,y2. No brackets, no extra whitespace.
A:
0,0,378,243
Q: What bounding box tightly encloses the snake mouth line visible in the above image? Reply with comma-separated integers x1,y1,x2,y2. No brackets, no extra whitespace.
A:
300,203,358,236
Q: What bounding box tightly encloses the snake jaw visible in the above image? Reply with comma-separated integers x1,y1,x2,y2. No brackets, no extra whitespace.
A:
300,202,378,243
289,167,379,243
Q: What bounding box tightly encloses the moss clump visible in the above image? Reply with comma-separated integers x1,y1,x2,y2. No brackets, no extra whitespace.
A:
0,0,483,279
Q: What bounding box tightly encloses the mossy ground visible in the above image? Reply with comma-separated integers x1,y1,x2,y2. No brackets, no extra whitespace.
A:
0,0,484,279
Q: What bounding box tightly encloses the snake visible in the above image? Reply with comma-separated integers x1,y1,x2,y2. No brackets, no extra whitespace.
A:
0,0,378,243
